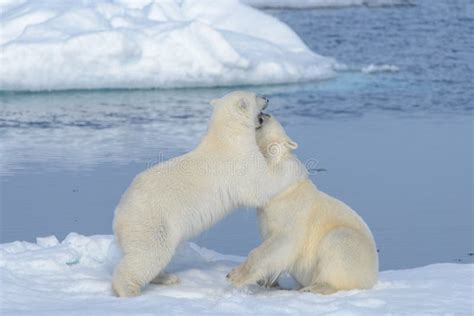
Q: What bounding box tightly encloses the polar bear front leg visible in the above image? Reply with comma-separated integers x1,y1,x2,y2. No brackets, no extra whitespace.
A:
227,236,294,288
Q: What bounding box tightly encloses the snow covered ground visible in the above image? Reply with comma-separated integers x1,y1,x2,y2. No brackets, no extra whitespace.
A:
0,0,337,91
1,234,472,315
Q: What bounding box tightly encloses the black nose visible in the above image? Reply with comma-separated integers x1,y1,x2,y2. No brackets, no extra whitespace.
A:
263,97,269,104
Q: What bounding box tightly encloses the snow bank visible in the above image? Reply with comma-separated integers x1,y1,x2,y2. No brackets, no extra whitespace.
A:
242,0,413,9
0,0,337,92
1,234,472,315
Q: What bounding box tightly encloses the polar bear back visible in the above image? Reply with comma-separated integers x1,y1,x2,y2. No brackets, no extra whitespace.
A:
259,179,375,261
113,151,238,243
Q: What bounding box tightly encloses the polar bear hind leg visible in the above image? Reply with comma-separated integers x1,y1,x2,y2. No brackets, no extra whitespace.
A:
112,224,177,297
311,227,378,293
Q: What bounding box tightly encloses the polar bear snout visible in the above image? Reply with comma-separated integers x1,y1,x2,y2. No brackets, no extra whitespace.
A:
255,96,269,129
257,96,269,111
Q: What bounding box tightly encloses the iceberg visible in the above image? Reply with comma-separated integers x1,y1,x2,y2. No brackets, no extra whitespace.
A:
0,233,472,315
361,64,399,74
0,0,337,91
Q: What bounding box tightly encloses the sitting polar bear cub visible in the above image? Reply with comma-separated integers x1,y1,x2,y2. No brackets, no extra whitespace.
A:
227,115,378,294
112,91,305,297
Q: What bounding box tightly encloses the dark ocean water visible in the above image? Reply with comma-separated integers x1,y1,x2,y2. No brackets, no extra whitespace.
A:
1,0,472,270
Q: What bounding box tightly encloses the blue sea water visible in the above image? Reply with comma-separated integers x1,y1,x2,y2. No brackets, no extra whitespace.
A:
0,0,472,270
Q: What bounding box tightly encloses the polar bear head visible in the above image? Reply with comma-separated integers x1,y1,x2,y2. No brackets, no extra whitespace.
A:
256,114,298,161
209,91,269,131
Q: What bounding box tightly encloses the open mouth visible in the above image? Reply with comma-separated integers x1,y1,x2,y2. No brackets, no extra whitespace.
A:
256,112,270,130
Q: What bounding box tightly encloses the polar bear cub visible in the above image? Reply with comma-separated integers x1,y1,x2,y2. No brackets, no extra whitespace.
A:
227,115,378,294
112,91,305,297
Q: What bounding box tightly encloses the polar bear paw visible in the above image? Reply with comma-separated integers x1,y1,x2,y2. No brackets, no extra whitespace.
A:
151,272,180,285
112,277,141,297
227,263,253,287
299,283,337,295
257,278,281,289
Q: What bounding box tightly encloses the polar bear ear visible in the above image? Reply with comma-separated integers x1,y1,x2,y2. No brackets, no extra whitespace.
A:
238,98,248,111
285,139,298,150
210,99,219,107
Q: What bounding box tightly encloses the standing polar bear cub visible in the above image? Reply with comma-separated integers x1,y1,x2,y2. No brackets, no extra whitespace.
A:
112,91,305,297
227,115,378,294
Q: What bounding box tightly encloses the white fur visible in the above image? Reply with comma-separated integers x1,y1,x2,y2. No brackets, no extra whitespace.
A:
227,116,379,294
112,91,304,297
